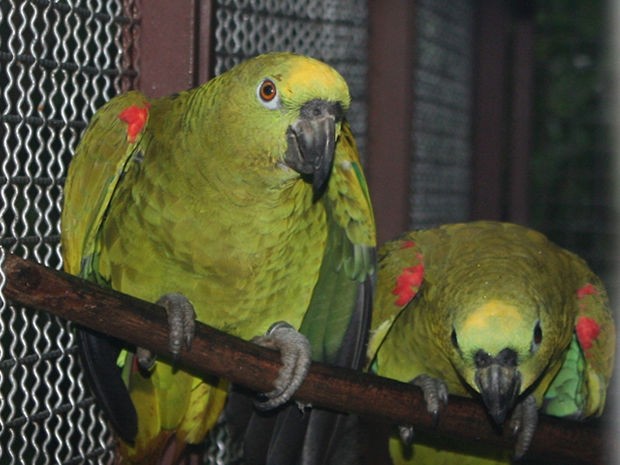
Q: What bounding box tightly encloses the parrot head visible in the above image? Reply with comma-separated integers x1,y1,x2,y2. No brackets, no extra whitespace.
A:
447,298,554,424
204,52,351,198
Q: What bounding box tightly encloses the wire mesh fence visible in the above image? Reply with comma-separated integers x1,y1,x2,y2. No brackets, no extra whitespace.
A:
409,0,474,228
0,1,136,463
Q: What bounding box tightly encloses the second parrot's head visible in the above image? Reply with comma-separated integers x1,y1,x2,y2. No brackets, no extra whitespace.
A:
446,297,560,425
203,52,351,198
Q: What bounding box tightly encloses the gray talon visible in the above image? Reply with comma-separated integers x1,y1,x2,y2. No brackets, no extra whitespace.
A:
136,292,196,370
395,374,448,441
411,374,449,419
509,394,538,459
252,321,312,410
157,292,196,357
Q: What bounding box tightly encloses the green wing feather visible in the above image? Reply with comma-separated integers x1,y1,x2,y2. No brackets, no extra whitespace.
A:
61,91,152,446
62,91,150,280
543,251,615,418
367,231,427,367
301,122,375,365
266,120,376,465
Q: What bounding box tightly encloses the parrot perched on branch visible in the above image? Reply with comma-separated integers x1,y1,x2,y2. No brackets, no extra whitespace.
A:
367,221,614,464
61,52,375,464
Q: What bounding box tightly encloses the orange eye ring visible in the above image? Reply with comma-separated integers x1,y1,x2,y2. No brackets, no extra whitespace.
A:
258,79,277,102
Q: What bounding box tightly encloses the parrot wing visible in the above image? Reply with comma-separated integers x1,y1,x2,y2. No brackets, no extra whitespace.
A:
366,231,427,367
231,122,377,465
61,91,152,443
301,122,376,367
543,251,615,419
62,91,151,279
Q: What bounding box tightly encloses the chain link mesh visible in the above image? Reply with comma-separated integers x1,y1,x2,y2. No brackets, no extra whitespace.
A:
0,1,136,463
213,0,369,157
409,0,474,228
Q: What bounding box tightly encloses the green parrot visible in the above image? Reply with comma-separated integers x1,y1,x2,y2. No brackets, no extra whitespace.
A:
367,221,615,464
61,52,376,464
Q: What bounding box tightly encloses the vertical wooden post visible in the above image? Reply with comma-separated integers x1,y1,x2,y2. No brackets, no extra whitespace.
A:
196,0,214,83
471,0,510,220
366,0,417,245
137,0,205,97
508,5,535,224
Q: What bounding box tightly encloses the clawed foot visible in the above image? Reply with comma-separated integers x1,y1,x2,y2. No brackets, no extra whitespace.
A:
137,292,196,370
252,321,312,410
398,374,449,445
412,374,449,420
508,394,538,459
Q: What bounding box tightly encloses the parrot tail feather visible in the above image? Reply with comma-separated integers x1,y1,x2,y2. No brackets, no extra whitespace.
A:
77,328,138,443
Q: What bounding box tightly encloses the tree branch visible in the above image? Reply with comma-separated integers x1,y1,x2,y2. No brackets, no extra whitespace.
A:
1,251,608,465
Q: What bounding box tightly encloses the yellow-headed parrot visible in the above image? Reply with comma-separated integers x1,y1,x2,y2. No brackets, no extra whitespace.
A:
368,221,614,464
62,52,375,464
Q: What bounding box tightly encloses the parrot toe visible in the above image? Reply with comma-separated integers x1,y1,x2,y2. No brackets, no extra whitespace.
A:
395,375,447,448
252,321,312,410
508,394,538,459
157,292,197,358
136,346,156,371
411,374,449,421
398,425,415,446
135,293,196,370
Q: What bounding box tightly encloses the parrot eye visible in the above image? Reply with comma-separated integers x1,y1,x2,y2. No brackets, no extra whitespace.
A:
531,320,543,353
257,79,279,109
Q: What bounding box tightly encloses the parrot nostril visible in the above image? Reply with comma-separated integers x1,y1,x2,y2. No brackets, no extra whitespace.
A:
474,350,492,368
497,348,518,367
299,99,344,122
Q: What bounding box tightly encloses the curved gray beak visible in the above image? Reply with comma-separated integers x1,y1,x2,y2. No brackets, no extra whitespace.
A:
284,99,343,198
474,348,521,424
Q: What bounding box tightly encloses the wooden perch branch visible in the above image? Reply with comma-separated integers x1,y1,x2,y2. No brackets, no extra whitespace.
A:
1,252,608,465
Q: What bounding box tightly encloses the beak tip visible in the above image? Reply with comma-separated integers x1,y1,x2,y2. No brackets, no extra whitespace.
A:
475,361,522,426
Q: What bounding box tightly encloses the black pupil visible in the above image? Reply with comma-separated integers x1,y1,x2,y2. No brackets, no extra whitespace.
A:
262,83,274,98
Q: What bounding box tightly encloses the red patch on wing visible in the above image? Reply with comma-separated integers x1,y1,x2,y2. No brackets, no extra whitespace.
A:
576,316,601,353
401,241,415,249
118,104,150,143
577,283,598,300
392,257,424,306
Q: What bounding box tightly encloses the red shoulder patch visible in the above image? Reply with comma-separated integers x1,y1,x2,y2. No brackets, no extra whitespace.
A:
118,104,150,143
576,315,601,353
401,241,415,249
577,283,598,299
392,256,424,306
